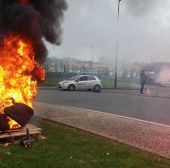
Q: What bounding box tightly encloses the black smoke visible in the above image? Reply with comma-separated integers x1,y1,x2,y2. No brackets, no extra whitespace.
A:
0,0,68,64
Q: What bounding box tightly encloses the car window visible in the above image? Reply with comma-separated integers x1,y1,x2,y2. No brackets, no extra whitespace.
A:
70,76,79,80
88,76,96,80
79,76,88,81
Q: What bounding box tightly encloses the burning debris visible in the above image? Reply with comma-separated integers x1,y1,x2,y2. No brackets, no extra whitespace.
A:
0,0,67,131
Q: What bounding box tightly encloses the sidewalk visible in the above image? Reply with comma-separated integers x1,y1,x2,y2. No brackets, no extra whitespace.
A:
34,102,170,159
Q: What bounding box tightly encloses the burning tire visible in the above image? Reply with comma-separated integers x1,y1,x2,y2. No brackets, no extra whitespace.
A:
4,103,34,127
0,114,10,131
0,103,34,132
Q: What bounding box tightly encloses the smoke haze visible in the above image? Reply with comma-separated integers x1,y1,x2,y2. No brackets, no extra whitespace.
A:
125,0,156,16
0,0,67,64
51,0,170,64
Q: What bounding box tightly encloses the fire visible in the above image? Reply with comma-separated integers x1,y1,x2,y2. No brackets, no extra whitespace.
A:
0,35,45,129
19,0,28,4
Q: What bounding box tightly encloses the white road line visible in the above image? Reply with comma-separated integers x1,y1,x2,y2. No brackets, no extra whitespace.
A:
54,103,170,129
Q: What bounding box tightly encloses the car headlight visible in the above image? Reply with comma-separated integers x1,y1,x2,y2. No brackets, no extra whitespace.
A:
62,82,68,85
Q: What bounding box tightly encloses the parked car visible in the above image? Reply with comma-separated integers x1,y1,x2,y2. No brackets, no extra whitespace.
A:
58,75,101,92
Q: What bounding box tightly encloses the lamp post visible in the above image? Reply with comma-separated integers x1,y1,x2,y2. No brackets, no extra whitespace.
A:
114,0,122,88
91,46,94,63
91,46,94,71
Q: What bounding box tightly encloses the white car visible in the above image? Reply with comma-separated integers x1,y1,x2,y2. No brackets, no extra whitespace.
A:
58,75,101,92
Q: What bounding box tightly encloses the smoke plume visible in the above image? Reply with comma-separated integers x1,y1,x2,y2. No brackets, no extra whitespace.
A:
0,0,68,64
125,0,156,16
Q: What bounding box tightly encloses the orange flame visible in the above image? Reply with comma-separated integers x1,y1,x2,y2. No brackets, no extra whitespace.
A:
0,35,45,129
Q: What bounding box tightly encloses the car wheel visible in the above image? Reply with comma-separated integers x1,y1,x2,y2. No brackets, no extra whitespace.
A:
68,84,76,91
93,85,101,92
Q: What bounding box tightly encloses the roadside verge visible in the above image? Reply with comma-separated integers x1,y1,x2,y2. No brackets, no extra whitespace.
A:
34,102,170,159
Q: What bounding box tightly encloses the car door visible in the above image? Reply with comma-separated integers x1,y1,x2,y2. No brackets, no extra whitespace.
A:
87,76,96,89
77,76,88,90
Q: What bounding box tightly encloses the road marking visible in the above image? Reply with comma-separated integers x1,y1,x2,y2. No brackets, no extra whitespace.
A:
54,103,170,129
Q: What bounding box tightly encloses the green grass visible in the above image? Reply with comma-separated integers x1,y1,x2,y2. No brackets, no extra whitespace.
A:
0,117,169,168
101,78,114,88
101,79,139,89
39,77,139,89
39,78,139,89
39,78,60,87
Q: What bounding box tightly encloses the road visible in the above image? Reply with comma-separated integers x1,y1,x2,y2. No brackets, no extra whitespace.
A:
35,89,170,126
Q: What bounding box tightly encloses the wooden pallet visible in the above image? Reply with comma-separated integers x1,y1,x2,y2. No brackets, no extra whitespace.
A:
0,124,45,144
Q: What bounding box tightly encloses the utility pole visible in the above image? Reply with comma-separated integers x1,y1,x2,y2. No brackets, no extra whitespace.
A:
114,0,122,88
91,46,94,63
91,46,94,71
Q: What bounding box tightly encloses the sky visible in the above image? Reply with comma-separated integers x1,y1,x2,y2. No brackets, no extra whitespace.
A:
47,0,170,63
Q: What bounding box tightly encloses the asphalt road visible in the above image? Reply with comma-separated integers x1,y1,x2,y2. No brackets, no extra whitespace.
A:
35,89,170,126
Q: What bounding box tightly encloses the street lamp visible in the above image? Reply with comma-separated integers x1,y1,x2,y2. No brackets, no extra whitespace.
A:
114,0,122,88
91,46,94,71
91,46,94,64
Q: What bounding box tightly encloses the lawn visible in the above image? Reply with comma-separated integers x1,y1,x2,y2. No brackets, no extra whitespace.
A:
101,79,139,89
39,77,140,89
1,117,169,168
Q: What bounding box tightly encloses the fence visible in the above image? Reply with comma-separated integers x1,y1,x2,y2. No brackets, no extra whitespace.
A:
40,72,140,89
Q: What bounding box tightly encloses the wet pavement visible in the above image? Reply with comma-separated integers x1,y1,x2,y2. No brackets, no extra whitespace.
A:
105,86,170,99
36,88,170,126
34,102,170,159
38,85,170,99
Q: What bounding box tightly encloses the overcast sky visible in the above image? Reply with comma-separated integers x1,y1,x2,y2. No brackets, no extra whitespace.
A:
47,0,170,63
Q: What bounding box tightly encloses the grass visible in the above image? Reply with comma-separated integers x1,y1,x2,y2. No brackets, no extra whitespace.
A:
0,117,169,168
39,77,139,89
101,78,114,88
39,78,60,87
101,78,139,89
